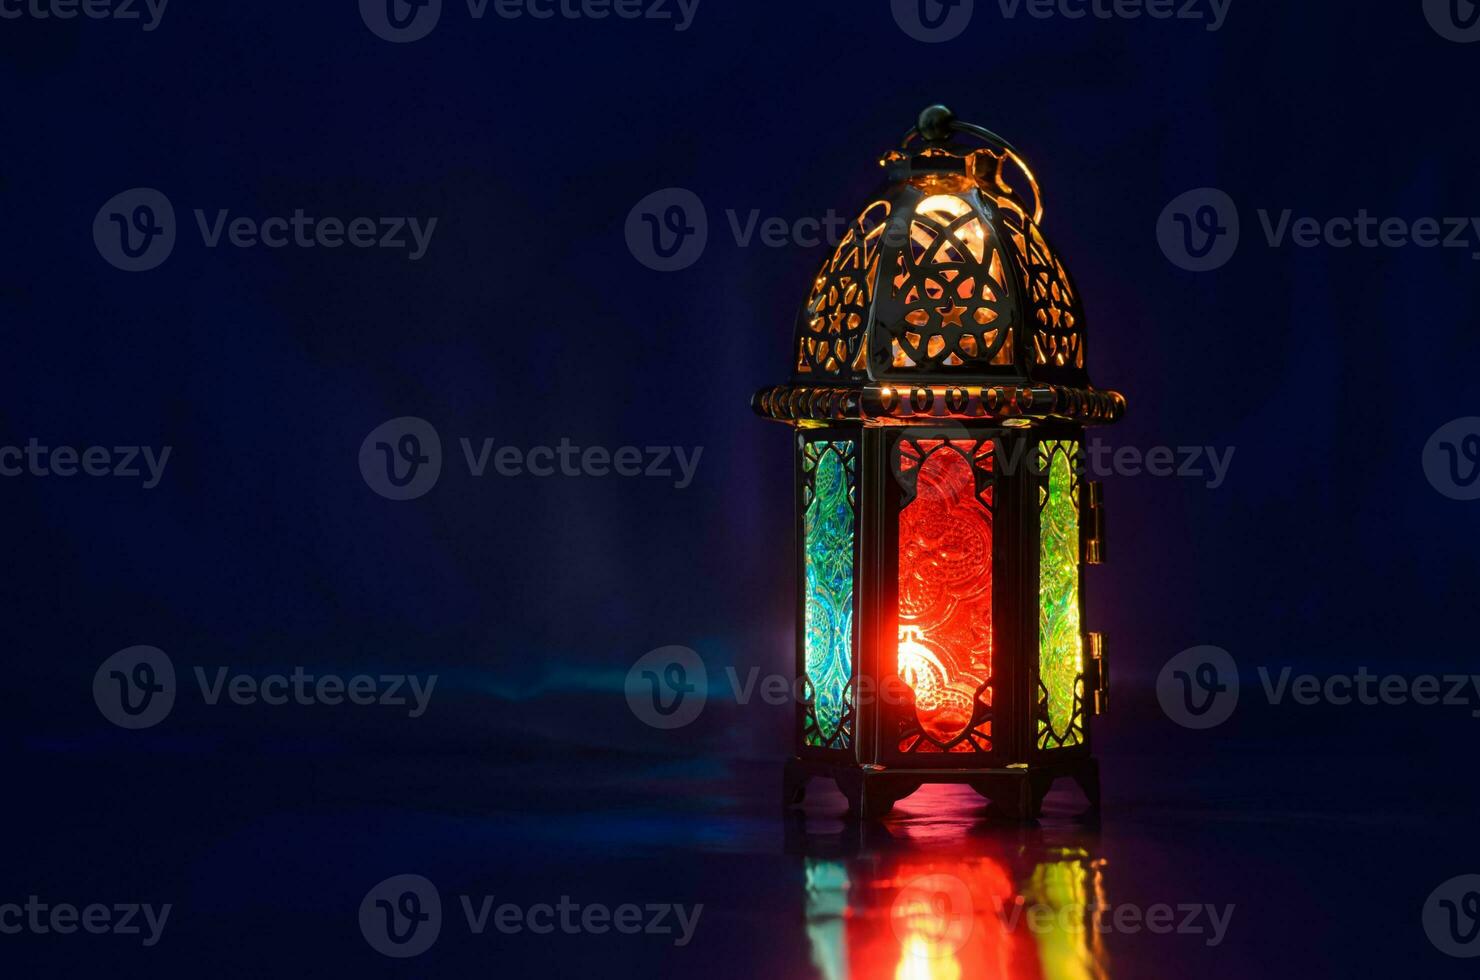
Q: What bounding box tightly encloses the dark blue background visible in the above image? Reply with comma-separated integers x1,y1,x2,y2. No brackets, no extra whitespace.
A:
3,1,1480,976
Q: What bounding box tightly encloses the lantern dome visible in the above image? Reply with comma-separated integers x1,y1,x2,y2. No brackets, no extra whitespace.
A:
755,106,1125,428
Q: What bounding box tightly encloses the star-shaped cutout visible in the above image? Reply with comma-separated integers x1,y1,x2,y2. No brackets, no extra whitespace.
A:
936,301,966,329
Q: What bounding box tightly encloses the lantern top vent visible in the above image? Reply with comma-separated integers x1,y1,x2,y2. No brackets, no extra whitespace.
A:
754,106,1124,428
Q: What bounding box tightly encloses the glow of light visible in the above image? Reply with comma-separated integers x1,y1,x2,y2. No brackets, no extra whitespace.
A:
895,937,962,980
898,627,948,712
892,889,966,980
913,194,986,263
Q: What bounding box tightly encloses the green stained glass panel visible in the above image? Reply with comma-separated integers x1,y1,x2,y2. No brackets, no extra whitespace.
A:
803,440,855,748
1039,440,1083,748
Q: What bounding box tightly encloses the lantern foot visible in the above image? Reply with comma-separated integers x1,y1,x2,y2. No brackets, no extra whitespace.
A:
1073,757,1102,816
970,772,1037,820
849,784,894,819
782,758,810,809
781,759,912,820
855,778,922,819
972,758,1101,819
834,770,897,820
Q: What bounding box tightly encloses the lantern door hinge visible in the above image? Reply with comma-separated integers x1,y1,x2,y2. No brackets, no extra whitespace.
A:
1083,480,1105,564
1085,632,1107,715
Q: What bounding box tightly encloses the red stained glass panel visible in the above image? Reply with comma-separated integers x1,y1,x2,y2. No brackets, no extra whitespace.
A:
897,440,993,751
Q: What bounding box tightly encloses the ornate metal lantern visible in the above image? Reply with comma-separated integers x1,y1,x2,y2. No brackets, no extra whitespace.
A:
757,107,1126,819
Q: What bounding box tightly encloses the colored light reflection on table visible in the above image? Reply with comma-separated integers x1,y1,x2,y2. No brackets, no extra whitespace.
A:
804,849,1108,980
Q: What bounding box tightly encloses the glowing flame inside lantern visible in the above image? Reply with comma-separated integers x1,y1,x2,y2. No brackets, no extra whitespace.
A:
912,194,987,264
898,627,950,714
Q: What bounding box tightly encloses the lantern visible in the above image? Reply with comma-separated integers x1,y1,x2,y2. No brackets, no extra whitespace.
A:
757,106,1126,820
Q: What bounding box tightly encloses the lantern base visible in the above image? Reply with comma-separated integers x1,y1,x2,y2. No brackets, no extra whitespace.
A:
782,757,1100,822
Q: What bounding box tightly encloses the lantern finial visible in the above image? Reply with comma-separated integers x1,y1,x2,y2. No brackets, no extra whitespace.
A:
916,104,955,141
